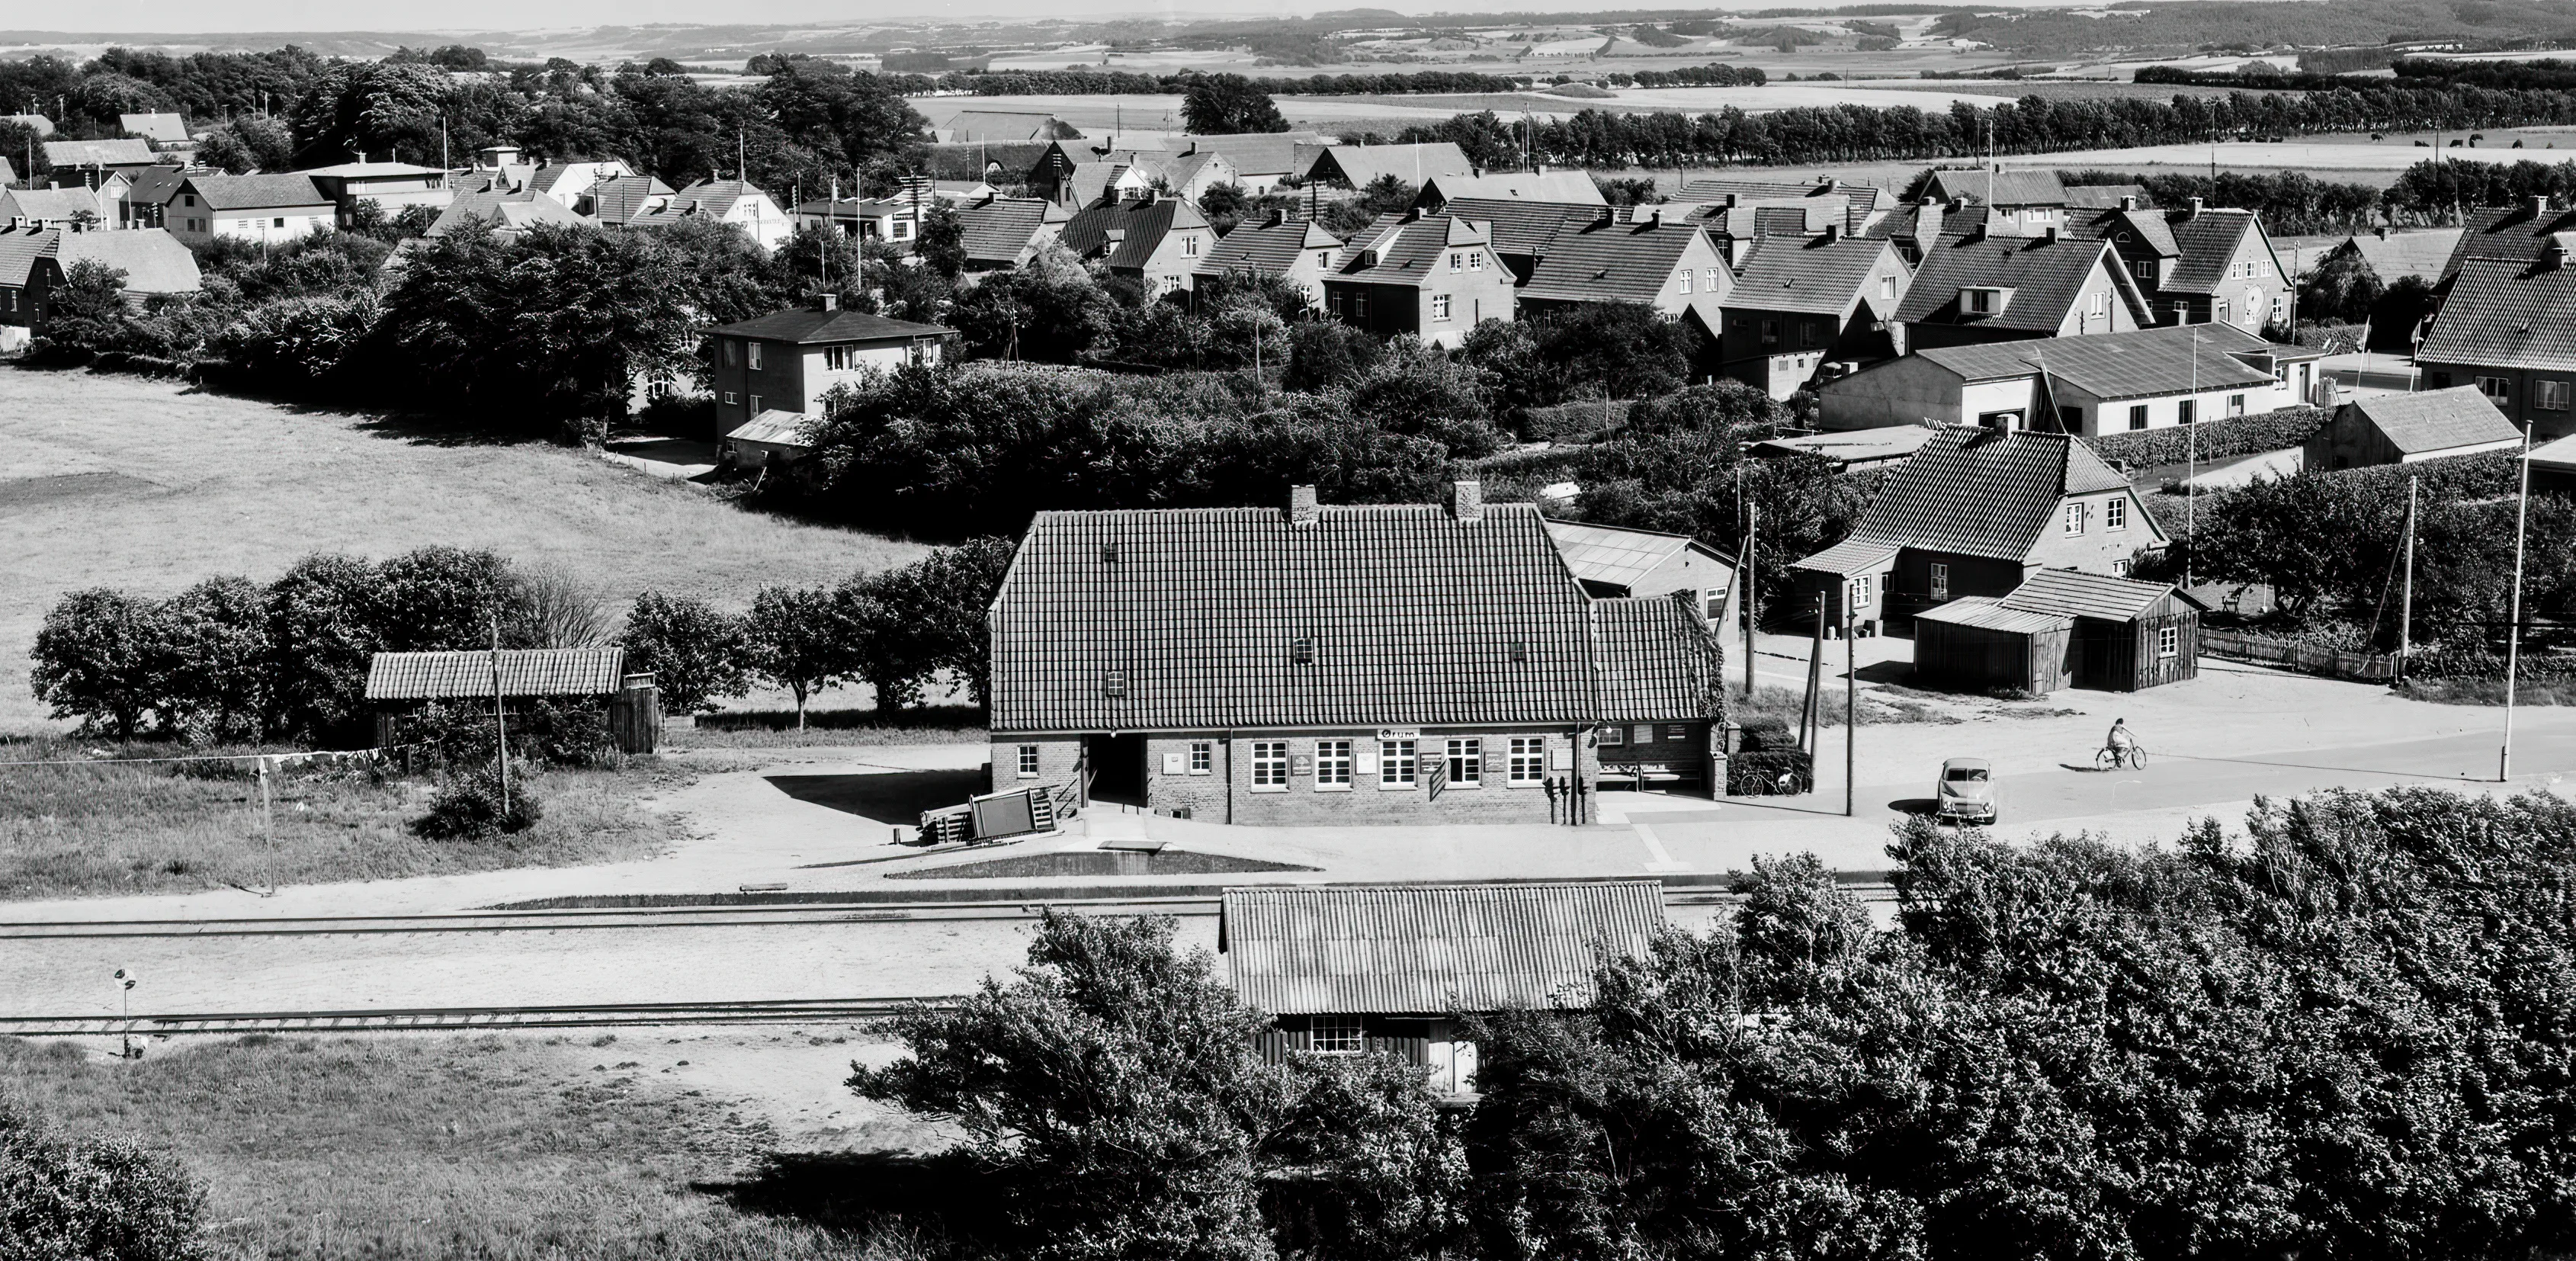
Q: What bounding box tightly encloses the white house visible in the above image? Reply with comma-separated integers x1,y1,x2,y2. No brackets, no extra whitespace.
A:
630,178,791,251
1820,322,2322,435
168,173,335,245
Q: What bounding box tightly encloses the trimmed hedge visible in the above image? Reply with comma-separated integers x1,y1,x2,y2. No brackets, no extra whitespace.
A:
2083,406,2331,469
2320,448,2522,499
1520,399,1630,443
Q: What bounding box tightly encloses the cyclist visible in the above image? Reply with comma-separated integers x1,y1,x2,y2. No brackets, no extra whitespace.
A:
2103,718,2138,769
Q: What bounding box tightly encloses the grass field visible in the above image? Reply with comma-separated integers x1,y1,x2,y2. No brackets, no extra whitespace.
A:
0,1034,934,1260
0,367,923,730
0,737,695,900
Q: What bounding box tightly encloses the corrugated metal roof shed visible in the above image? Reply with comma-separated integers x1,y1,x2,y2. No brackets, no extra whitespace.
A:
1220,881,1667,1015
365,649,627,701
2000,569,2191,621
1914,595,2072,634
727,409,813,446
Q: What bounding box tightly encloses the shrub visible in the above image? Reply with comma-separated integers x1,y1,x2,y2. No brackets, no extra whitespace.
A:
403,698,614,769
0,1094,208,1261
1728,747,1812,795
2082,406,2330,468
1519,399,1628,442
415,763,544,839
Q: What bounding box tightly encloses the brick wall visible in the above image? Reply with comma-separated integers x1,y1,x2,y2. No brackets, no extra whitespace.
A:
989,733,1085,795
1126,728,1589,825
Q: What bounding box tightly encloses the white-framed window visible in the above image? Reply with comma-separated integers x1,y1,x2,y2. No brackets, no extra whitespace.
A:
1448,251,1462,272
2158,625,2180,659
892,220,911,239
2480,376,2513,404
2228,393,2246,416
1881,274,1896,299
1678,269,1692,294
1251,740,1289,791
1315,740,1352,788
1469,252,1484,271
1182,234,1199,256
1929,562,1949,601
1847,573,1872,608
1016,745,1040,778
1968,289,1993,313
1599,725,1625,746
2064,502,2087,535
747,342,763,370
1311,1013,1364,1054
1431,293,1452,321
2178,399,2197,425
1353,292,1369,319
747,394,762,414
2088,290,2108,317
2215,300,2231,324
721,391,738,405
1189,741,1212,774
2106,497,2128,530
1378,740,1416,788
2540,379,2572,411
2128,404,2148,430
1508,736,1545,784
1445,738,1481,787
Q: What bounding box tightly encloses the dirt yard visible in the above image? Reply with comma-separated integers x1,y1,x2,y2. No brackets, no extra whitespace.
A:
0,368,922,730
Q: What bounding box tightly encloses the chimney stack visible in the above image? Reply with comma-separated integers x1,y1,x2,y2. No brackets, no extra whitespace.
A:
2042,224,2061,242
1821,222,1840,242
810,292,839,311
1288,485,1318,528
2119,194,2138,211
2546,238,2570,272
2533,194,2552,220
2186,196,2204,218
1451,480,1484,525
1268,207,1287,226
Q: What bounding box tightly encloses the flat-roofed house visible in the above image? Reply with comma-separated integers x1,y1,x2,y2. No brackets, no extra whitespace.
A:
1322,211,1515,348
705,295,951,440
984,483,1727,822
1223,881,1666,1094
1790,428,2161,632
1894,227,2152,352
1195,210,1341,308
300,161,454,226
0,225,200,350
1820,323,2318,435
168,173,334,245
2306,385,2526,470
1723,233,1913,400
2416,245,2576,440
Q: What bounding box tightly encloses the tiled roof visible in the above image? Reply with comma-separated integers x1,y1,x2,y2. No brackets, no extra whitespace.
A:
2341,386,2523,454
1059,195,1207,271
44,138,156,167
1545,520,1696,592
1595,595,1725,723
1298,142,1472,188
2073,206,2179,258
1751,425,1938,465
1430,197,1601,260
1,188,109,223
364,648,627,701
1672,176,1886,230
1519,220,1708,305
727,409,813,446
2337,228,2459,283
1826,428,2131,564
1917,322,2278,400
2165,209,2263,295
2064,182,2147,209
119,112,188,144
186,172,330,211
989,502,1602,733
429,189,587,237
1150,132,1317,177
1198,213,1336,278
1894,233,2128,332
712,306,953,344
1792,536,1902,576
121,165,185,206
958,196,1051,266
1731,234,1901,316
1923,168,2066,207
1220,881,1667,1016
1423,171,1606,206
2000,569,2186,621
583,174,675,225
2440,201,2576,280
2417,257,2576,371
2528,432,2576,470
1914,595,2071,634
1334,213,1488,284
658,177,768,220
0,225,200,293
920,141,1057,181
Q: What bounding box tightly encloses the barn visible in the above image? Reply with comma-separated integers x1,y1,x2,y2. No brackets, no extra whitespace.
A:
1221,880,1665,1096
1914,570,2202,696
364,648,661,754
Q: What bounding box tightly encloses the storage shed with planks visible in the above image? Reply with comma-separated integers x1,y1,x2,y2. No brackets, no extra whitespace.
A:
1912,570,2202,696
1221,880,1666,1096
364,648,661,754
1912,597,2075,696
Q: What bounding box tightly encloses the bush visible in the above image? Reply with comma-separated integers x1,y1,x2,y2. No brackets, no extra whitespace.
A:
2082,406,2329,468
403,698,614,769
1727,747,1812,795
1519,399,1628,442
415,763,544,839
0,1095,208,1260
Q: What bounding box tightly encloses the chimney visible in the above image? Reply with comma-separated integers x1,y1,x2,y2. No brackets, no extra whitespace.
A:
1452,480,1484,525
2042,224,2061,242
810,292,839,311
2533,194,2552,220
1821,222,1840,242
2546,239,2570,272
2376,224,2390,239
1405,205,1423,223
2186,196,2204,219
1534,163,1548,176
1288,485,1319,528
356,149,367,164
2119,194,2138,211
1267,207,1287,227
1724,192,1740,208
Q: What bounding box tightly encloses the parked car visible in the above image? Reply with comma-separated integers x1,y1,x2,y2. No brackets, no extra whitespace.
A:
1936,757,1995,825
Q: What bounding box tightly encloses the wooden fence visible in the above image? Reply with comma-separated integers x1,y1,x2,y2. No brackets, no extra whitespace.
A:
2199,629,2399,682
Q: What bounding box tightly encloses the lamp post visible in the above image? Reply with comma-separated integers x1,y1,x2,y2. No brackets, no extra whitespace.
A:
114,967,138,1059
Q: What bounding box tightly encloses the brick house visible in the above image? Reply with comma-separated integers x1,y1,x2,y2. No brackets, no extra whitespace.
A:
1789,428,2164,633
2415,244,2576,440
2081,200,2291,332
1720,232,1912,400
1195,210,1342,309
704,295,951,440
1057,191,1214,296
1424,197,1608,283
1513,215,1732,333
1893,226,2153,351
984,483,1727,824
1321,211,1516,348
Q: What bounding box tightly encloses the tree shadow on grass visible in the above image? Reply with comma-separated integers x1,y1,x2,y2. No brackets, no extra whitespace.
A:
698,1148,1008,1246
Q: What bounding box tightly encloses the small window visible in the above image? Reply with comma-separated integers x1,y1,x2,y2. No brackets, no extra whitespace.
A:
1183,234,1199,256
1445,738,1481,786
2228,393,2246,416
1379,740,1416,787
2064,502,2087,536
1251,740,1288,790
1760,319,1779,345
1291,637,1315,664
2158,625,2180,659
1016,744,1040,778
824,345,852,371
723,340,739,367
1189,742,1212,774
2539,379,2571,411
1880,274,1896,300
1969,289,1994,313
1930,562,1949,601
1678,269,1692,294
2128,404,2148,430
1448,251,1462,272
1509,736,1545,783
2106,498,2128,530
2480,376,2513,404
1310,1013,1363,1054
722,391,738,405
1847,574,1872,608
1800,320,1821,348
273,217,285,227
1470,252,1484,270
2089,291,2107,316
747,342,763,370
1599,726,1625,746
1103,671,1126,698
1431,293,1452,321
2061,406,2084,431
1315,740,1352,788
2178,399,2197,425
748,394,762,415
892,220,911,239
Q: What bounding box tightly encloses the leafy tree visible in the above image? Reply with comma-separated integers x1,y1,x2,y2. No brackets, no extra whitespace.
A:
843,537,1018,708
835,571,932,713
1182,72,1291,135
616,592,749,714
751,59,928,182
1343,340,1503,457
368,546,528,654
29,589,162,739
40,261,133,358
1282,321,1383,392
946,241,1122,363
154,576,272,742
741,585,848,728
261,552,382,743
194,114,293,174
916,198,967,279
0,1096,207,1261
2297,247,2385,325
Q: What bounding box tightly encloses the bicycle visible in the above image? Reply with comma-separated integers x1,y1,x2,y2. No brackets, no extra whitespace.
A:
2095,743,2148,771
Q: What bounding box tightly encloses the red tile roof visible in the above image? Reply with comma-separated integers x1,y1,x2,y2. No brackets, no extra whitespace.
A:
1518,220,1708,305
1595,595,1725,723
1896,233,2138,333
2417,256,2576,372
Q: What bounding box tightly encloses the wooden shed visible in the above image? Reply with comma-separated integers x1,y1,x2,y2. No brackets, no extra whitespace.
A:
1914,597,2075,695
364,648,660,754
2001,569,2204,692
2305,386,2523,471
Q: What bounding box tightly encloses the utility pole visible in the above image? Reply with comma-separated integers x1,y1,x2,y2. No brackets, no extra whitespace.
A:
1741,503,1759,697
1843,604,1856,818
491,615,510,815
2399,475,2417,673
2186,329,2201,588
2502,425,2533,781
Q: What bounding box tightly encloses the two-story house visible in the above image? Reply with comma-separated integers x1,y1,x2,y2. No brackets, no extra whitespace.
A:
705,295,952,441
1426,197,1609,284
2140,201,2291,332
1893,226,2152,352
957,195,1065,272
1513,215,1732,339
2415,240,2576,440
167,173,335,245
1918,168,2078,235
1057,191,1214,295
1320,210,1516,348
1720,232,1912,399
1195,210,1342,309
299,161,454,226
628,178,792,251
1791,427,2165,633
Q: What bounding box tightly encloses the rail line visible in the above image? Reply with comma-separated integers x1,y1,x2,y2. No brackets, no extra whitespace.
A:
0,996,964,1038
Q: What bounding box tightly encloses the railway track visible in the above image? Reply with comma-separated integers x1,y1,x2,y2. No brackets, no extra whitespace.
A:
0,996,964,1038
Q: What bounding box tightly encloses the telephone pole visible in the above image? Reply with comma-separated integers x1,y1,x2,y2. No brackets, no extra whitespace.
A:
2502,426,2534,781
491,616,510,815
2398,475,2417,673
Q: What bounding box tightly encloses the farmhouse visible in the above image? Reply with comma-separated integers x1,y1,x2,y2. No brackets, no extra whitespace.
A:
364,648,661,754
983,484,1727,824
1221,881,1666,1094
1790,428,2161,632
1820,322,2314,435
1721,233,1911,400
2305,386,2524,470
705,295,951,439
1914,570,2203,696
168,173,334,245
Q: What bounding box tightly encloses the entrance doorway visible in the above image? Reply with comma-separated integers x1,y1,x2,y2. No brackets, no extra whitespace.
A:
1084,733,1149,807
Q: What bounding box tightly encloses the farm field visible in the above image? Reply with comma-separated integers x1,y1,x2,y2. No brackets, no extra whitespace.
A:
0,368,920,730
